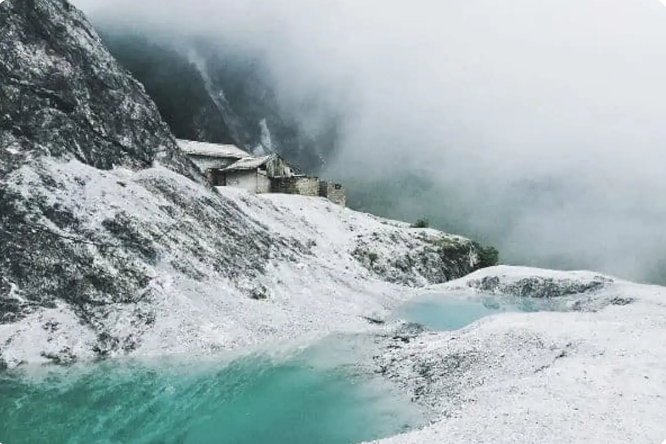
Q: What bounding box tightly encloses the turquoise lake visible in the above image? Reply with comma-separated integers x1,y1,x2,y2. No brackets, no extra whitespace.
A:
395,292,570,331
0,349,419,444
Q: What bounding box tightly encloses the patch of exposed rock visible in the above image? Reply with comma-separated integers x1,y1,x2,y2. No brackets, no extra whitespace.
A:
0,0,196,176
352,231,480,287
465,274,612,298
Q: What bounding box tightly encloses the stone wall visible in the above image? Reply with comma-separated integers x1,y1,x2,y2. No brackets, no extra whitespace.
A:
256,173,271,194
271,176,319,196
224,170,259,193
319,181,346,206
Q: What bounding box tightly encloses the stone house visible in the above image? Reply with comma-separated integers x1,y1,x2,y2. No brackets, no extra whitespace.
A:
178,139,346,205
216,154,296,193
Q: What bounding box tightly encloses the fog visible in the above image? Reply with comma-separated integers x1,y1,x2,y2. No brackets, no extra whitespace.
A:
73,0,666,283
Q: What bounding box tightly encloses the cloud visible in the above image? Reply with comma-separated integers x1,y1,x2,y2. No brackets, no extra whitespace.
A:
73,0,666,282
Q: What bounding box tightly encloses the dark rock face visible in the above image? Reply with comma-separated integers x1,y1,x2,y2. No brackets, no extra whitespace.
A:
96,31,237,147
0,0,196,176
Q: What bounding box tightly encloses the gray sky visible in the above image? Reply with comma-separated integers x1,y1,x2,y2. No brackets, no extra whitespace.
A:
74,0,666,282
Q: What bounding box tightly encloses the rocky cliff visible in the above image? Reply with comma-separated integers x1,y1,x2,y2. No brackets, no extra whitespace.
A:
0,0,483,368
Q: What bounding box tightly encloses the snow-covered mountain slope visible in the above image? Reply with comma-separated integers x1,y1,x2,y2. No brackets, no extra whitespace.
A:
0,159,482,369
227,188,480,287
367,266,666,444
0,0,483,369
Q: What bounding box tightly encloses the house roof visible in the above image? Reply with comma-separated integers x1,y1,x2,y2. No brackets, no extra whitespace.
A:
222,154,274,172
177,139,250,159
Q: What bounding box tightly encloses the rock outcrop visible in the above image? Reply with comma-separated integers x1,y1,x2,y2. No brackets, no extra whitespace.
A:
0,0,196,174
352,231,478,287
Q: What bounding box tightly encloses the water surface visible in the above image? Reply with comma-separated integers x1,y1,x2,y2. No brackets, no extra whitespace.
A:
395,292,571,331
0,347,419,444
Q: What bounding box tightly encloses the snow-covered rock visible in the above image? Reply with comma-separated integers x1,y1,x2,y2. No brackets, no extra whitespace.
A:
0,0,483,368
366,266,666,444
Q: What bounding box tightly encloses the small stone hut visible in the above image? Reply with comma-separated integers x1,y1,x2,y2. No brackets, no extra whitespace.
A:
178,139,346,205
217,154,296,193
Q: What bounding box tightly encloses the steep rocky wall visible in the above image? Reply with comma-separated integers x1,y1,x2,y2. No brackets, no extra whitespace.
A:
0,0,196,177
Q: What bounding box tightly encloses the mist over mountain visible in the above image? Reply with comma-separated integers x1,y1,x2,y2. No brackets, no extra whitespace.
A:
74,0,666,284
96,29,340,173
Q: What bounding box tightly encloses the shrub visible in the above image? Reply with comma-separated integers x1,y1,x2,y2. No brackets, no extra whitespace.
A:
410,218,429,228
477,245,500,268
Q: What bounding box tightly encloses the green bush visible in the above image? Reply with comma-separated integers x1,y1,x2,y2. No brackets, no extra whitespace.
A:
477,245,500,268
410,218,429,228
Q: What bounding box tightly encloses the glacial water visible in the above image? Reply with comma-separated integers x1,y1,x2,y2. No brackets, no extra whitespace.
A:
0,347,420,444
395,292,570,331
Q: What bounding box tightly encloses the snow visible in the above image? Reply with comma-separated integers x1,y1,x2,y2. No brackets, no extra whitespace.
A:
222,154,273,171
365,266,666,444
258,117,273,153
176,139,249,159
3,161,666,444
4,161,666,443
0,303,97,367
